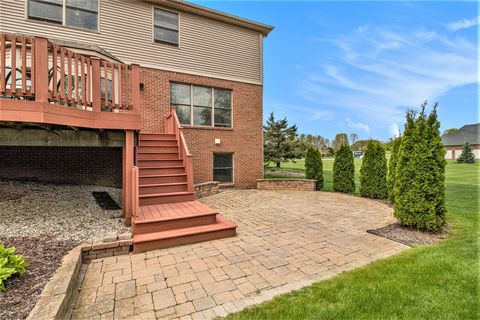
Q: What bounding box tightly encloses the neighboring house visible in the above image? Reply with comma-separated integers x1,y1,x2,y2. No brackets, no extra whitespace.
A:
0,0,273,252
441,124,480,160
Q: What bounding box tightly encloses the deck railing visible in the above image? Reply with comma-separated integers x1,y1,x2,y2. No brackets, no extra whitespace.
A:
0,32,139,113
165,107,194,193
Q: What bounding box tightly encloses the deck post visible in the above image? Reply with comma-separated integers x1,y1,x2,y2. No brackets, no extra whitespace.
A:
123,130,135,225
131,64,140,112
90,58,102,113
33,37,49,103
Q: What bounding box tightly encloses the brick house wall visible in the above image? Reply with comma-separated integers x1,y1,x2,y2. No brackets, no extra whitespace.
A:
139,67,263,188
0,146,122,187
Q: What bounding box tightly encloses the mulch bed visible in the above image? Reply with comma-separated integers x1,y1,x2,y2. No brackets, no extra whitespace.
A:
0,236,78,320
368,223,449,247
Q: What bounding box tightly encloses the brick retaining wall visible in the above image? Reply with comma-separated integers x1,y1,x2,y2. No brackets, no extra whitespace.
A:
256,179,316,191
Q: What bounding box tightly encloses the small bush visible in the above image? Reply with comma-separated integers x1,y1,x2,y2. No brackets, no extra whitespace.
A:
333,144,355,193
387,136,402,202
305,147,324,190
0,243,28,291
457,142,476,163
360,141,388,199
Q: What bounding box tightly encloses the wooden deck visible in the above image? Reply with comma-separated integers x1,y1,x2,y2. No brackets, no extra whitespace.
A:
136,201,216,222
0,32,141,131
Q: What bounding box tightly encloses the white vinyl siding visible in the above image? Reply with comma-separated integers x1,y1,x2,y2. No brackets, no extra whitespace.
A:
2,0,262,84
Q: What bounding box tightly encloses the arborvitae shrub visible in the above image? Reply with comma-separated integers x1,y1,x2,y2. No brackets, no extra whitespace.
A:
333,144,355,193
394,103,446,231
305,147,323,190
387,136,402,202
457,142,475,163
360,141,387,199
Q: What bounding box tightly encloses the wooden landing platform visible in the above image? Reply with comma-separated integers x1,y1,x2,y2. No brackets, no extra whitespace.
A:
136,201,216,222
132,200,237,253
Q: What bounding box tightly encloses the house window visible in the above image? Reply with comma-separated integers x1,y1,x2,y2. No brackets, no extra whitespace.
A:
27,0,99,31
154,8,179,46
170,83,232,128
213,153,233,183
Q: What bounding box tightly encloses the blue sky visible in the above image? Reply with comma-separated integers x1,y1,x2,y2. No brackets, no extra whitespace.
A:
196,1,479,141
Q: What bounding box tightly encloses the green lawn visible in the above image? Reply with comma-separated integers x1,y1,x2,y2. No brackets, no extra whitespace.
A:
265,158,363,193
230,161,479,319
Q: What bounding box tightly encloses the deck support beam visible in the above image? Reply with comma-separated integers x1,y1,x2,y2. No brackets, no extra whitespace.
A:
123,130,135,225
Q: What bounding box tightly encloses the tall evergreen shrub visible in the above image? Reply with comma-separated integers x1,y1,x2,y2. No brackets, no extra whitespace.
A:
387,136,402,202
360,141,387,199
394,103,446,231
333,144,355,193
457,142,476,163
305,147,323,190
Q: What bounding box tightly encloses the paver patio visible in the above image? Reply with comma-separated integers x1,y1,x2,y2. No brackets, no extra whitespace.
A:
69,190,408,320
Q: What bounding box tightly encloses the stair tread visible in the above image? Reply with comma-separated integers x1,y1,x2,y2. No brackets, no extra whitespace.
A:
138,159,182,161
139,173,187,178
140,182,188,188
139,191,194,198
134,216,236,243
138,151,179,154
134,210,216,225
139,165,185,169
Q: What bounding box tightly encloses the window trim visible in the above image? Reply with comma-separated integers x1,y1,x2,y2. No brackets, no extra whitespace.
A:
170,82,233,129
213,153,234,184
153,7,180,47
26,0,100,32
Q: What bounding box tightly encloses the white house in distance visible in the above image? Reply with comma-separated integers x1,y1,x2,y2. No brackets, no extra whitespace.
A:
441,124,480,160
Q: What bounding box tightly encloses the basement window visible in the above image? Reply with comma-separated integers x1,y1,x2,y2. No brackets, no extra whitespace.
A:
213,153,233,183
27,0,99,31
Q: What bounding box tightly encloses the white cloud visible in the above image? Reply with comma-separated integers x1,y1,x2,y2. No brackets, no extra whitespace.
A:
446,16,480,31
389,123,400,137
299,23,478,138
346,118,371,134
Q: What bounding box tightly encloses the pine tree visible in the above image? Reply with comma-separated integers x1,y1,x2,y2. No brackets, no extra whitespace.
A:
457,142,476,163
394,102,446,231
360,140,388,199
387,136,402,202
263,112,299,169
305,147,324,190
333,144,355,193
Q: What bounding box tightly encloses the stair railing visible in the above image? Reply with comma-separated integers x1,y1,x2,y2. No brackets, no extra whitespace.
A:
165,106,194,193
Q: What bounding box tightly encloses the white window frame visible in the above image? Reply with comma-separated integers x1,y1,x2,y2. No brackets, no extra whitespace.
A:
153,7,180,47
25,0,100,32
170,83,233,128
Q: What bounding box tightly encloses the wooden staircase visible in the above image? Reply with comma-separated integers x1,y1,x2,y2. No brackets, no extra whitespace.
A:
132,110,236,253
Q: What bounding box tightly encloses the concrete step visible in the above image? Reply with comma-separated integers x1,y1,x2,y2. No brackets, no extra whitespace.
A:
133,216,237,253
139,182,188,195
139,191,195,206
139,174,187,185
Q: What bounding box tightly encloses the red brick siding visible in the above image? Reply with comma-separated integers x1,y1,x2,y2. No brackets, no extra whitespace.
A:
0,146,122,187
139,67,263,188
